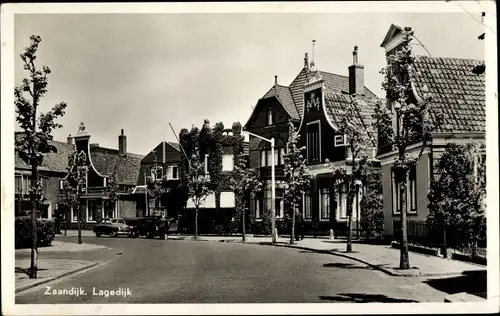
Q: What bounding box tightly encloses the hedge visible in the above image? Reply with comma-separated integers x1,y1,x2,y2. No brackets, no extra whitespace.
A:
15,216,55,249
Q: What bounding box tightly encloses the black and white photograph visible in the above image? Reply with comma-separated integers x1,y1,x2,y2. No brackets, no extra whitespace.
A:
1,1,498,315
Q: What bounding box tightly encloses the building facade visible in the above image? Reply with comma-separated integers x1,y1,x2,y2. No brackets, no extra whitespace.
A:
377,24,486,239
245,49,381,236
63,123,145,229
14,132,74,219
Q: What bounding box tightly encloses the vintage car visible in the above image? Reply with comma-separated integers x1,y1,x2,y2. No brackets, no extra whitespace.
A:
94,218,131,237
130,216,170,239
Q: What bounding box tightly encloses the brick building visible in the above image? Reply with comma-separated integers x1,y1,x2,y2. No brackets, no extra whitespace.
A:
377,24,486,239
62,123,144,229
244,48,381,236
14,132,73,219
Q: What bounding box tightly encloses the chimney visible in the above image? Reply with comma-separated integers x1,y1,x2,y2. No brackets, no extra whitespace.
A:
348,45,365,95
118,129,127,155
67,134,73,146
304,53,309,68
274,75,278,85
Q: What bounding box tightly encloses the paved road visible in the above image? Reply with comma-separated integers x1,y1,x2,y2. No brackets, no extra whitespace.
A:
16,235,453,303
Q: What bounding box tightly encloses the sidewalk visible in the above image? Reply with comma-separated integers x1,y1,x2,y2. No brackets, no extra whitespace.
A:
16,240,108,255
15,259,98,293
56,230,97,237
168,235,486,277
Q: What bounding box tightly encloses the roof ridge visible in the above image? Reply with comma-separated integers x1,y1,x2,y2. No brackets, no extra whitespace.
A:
416,55,485,63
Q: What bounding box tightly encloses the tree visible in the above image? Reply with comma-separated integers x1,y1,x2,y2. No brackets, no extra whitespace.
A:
427,142,486,257
15,35,67,279
146,152,166,216
359,167,384,238
375,26,435,269
326,98,375,252
104,166,120,218
60,150,87,244
229,123,263,242
283,120,314,245
179,126,213,239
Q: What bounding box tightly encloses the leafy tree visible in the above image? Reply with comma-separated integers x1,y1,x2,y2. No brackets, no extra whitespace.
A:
179,126,213,239
146,152,167,216
104,165,120,218
374,26,435,269
326,98,375,252
15,35,67,279
359,168,384,238
283,120,314,245
60,151,87,244
427,142,486,257
229,123,263,242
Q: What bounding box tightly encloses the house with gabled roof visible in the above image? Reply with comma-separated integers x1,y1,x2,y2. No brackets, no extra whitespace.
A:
14,132,74,219
377,24,486,240
68,123,145,229
136,139,184,218
244,48,381,236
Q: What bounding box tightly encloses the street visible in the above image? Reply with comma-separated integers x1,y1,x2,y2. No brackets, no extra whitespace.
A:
16,236,455,303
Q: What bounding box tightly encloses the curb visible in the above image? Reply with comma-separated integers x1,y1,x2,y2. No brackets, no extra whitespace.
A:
15,261,99,293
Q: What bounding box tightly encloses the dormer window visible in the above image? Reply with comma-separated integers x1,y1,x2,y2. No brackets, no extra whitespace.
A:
334,135,346,147
267,107,275,126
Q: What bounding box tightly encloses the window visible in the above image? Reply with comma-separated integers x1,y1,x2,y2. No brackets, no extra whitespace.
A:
274,150,279,167
220,191,235,208
166,165,179,180
320,188,330,220
334,135,345,147
267,107,275,126
72,206,78,222
306,121,320,163
275,190,284,218
87,199,102,222
266,150,273,167
151,166,163,180
253,192,264,219
279,147,286,165
338,183,348,219
22,176,31,195
302,191,312,219
15,175,22,194
222,154,234,171
392,165,417,215
260,150,266,167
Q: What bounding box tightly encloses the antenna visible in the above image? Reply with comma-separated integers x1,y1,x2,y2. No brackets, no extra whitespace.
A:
311,40,316,68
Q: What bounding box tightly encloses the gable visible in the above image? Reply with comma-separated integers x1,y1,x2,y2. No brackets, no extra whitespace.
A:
244,97,292,130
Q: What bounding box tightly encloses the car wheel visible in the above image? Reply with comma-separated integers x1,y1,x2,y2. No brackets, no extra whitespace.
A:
96,233,101,237
159,233,165,240
113,230,119,237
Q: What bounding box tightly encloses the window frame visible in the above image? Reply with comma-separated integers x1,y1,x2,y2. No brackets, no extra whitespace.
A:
267,107,275,126
302,191,312,220
306,120,321,164
391,165,417,215
222,154,234,172
334,134,346,147
86,199,102,223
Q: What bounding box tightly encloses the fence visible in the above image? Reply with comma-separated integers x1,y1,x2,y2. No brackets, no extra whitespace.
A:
393,220,487,257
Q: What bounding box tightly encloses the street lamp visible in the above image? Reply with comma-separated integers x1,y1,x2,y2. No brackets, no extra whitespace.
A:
354,178,362,239
242,130,277,243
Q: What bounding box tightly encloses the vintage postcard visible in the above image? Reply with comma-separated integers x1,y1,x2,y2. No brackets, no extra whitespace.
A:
1,1,498,315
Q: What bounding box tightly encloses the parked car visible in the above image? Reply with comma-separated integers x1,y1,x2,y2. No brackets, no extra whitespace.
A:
94,218,131,237
130,216,170,239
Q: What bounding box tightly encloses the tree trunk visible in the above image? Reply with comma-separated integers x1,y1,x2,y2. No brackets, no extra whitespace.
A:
399,181,410,269
77,203,82,244
64,208,68,236
290,205,296,245
194,206,199,239
29,163,38,279
442,215,447,258
242,207,246,242
347,214,353,253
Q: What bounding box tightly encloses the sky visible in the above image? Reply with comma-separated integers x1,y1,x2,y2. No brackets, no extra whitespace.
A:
13,11,485,155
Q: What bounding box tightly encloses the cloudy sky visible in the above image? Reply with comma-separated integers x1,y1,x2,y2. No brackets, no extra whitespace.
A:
13,9,485,155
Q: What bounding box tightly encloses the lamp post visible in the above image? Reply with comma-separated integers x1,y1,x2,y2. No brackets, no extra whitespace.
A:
354,178,362,239
242,130,276,243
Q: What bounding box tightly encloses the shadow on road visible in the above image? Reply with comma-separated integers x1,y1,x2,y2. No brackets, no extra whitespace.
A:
319,293,419,303
15,267,48,276
423,270,487,298
322,262,375,270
